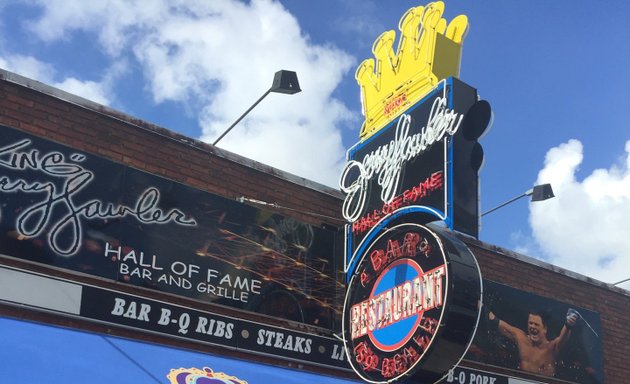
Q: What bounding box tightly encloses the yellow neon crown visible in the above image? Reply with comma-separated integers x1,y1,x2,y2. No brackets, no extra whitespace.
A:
356,1,468,140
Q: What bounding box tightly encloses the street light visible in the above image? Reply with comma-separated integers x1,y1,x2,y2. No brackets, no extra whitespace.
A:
481,183,555,217
212,70,301,146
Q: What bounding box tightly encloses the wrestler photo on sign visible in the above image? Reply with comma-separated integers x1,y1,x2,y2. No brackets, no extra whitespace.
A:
486,307,576,377
466,280,603,384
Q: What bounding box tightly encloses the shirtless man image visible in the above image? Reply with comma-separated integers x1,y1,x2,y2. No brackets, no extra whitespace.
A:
488,309,578,377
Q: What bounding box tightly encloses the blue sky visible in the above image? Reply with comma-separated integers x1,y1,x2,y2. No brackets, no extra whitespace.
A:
0,0,629,288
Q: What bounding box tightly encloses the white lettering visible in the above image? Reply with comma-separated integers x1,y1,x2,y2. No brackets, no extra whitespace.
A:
194,316,234,339
111,298,126,316
255,329,312,354
340,95,463,222
110,298,150,321
158,308,171,325
0,139,197,256
104,242,121,259
206,269,219,282
178,313,190,334
331,344,346,361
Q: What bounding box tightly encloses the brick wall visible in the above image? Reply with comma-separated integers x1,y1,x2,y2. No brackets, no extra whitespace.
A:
0,72,343,229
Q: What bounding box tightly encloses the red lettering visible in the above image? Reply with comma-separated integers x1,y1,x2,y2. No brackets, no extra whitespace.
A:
402,189,413,203
380,346,420,378
350,171,444,236
409,186,420,201
395,354,408,375
430,171,443,189
381,357,397,378
420,317,438,334
383,93,408,117
352,210,383,236
391,195,403,210
386,239,401,260
403,232,420,256
414,334,430,352
360,271,371,287
354,342,379,371
370,249,385,272
419,178,431,195
403,346,420,365
365,234,422,275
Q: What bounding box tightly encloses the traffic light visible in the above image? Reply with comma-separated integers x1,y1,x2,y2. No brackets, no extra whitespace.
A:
452,99,493,238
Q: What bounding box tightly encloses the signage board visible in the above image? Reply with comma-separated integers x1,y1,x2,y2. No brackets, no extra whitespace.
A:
443,366,549,384
444,367,508,384
0,124,342,327
339,2,486,383
0,265,349,370
342,224,481,383
341,78,479,277
468,280,604,384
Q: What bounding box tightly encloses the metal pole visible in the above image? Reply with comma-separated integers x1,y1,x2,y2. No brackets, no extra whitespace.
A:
212,88,271,146
481,192,528,217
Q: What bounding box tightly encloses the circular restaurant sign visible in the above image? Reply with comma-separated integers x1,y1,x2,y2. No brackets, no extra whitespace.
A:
342,223,482,383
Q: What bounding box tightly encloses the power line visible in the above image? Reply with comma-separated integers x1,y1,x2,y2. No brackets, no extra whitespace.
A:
102,336,163,383
237,196,345,223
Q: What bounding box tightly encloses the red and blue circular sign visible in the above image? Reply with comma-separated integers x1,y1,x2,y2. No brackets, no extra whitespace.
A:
368,258,429,352
342,223,481,383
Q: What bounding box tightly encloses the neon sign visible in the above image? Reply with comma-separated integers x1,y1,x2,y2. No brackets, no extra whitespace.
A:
340,91,463,223
340,4,488,381
0,139,196,256
342,224,481,383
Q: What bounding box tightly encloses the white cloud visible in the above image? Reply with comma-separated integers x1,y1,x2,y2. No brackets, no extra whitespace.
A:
0,54,55,81
23,0,355,186
53,77,111,105
0,53,115,104
530,139,630,287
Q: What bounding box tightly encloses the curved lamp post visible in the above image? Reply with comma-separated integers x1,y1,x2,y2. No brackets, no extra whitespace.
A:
481,183,555,217
212,70,301,146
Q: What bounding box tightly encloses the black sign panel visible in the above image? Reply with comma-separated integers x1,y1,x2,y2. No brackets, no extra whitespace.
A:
443,367,508,384
0,125,341,328
468,280,604,384
341,79,478,277
82,286,238,348
79,285,349,369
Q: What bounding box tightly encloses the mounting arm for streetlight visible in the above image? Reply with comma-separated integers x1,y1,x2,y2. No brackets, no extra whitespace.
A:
481,183,555,217
213,70,301,146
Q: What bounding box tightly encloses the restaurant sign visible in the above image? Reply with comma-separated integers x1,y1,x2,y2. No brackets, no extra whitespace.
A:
340,2,486,383
342,223,481,383
0,123,341,327
341,1,492,278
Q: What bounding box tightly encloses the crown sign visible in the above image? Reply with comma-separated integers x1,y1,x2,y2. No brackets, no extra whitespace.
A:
356,1,468,140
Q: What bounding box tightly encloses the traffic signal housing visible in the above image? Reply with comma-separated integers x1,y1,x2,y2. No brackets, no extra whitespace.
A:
452,99,493,238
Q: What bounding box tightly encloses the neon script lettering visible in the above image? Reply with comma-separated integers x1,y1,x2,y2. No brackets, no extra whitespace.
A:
351,171,444,236
0,139,197,256
340,95,462,222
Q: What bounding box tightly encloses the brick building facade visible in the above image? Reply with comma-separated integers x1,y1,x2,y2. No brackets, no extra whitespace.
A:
1,69,628,383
